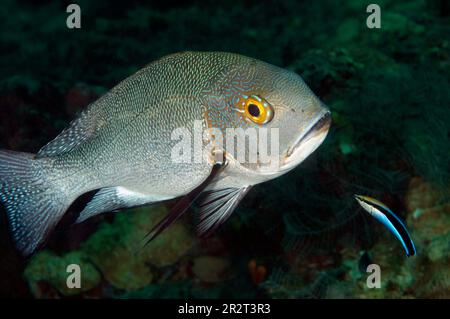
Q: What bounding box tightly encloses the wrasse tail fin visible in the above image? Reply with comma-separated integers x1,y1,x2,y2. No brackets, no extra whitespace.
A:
197,186,251,237
0,150,71,256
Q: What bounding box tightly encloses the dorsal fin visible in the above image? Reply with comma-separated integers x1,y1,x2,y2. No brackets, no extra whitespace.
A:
36,104,104,158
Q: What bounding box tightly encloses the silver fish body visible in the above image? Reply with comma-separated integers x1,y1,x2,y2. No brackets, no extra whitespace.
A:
0,52,331,255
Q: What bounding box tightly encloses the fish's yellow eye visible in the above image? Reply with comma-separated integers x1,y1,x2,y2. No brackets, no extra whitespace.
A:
241,95,274,125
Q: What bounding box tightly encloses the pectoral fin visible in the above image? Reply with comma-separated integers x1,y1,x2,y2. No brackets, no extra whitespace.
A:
197,186,252,237
142,163,224,246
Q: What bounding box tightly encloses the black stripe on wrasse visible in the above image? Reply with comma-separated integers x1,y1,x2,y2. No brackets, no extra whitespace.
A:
355,195,416,257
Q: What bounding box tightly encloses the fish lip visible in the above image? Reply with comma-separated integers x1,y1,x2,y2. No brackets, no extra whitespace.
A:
285,110,332,158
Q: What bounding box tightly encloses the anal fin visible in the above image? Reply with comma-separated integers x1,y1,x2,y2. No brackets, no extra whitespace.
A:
76,187,162,223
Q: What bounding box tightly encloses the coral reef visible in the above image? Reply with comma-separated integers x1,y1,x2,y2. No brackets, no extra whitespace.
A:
24,251,101,297
25,205,195,295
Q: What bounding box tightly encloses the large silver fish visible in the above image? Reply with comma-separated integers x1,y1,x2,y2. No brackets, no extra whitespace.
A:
0,52,331,256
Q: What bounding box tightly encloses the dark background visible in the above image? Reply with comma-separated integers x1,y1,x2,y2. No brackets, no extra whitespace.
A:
0,0,449,298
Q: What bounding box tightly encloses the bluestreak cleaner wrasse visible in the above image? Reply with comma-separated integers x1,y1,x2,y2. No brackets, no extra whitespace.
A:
354,195,416,257
0,52,331,256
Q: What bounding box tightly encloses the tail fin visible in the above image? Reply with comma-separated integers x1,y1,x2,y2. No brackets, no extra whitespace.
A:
0,150,71,256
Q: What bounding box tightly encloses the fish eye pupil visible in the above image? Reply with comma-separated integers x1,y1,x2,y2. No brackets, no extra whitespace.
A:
248,103,260,117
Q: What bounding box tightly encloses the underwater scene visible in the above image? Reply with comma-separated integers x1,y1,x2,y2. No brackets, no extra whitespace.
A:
0,0,449,299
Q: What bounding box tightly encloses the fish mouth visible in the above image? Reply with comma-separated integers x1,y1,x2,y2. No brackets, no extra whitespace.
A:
282,110,331,169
